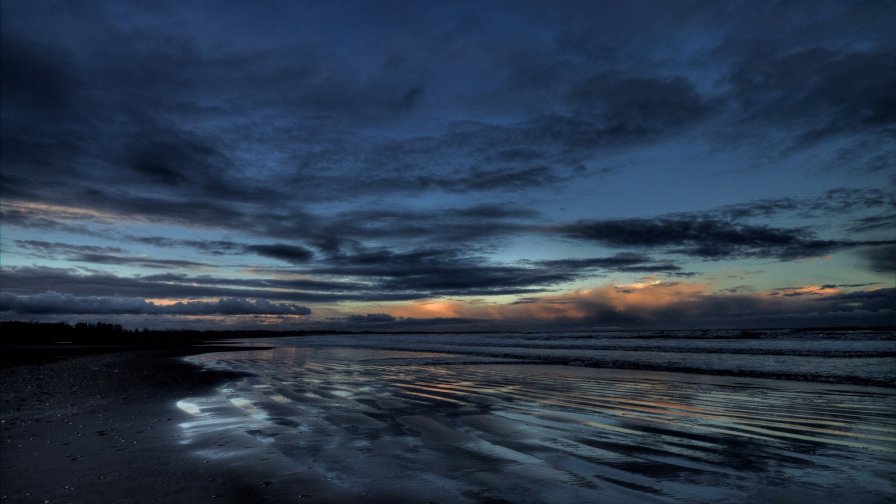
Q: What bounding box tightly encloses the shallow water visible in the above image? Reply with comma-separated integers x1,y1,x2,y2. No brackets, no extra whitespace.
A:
180,332,896,503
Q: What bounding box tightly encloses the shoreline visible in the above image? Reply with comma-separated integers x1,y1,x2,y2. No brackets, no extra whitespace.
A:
0,344,297,504
4,337,894,503
179,342,896,503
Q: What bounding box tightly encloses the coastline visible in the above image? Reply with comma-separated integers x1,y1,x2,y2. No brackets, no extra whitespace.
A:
0,344,295,504
4,334,894,503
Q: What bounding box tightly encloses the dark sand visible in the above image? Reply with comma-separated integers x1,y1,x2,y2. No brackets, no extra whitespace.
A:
0,345,319,504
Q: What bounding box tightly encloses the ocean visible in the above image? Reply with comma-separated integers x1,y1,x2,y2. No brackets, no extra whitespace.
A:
178,330,895,503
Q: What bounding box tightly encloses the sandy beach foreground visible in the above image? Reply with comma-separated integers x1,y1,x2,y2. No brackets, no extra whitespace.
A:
3,335,895,504
0,345,306,504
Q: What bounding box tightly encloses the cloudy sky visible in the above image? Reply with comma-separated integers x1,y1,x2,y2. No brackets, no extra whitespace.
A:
1,0,893,330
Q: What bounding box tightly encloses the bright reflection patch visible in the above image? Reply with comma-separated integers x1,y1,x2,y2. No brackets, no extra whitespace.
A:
176,399,201,415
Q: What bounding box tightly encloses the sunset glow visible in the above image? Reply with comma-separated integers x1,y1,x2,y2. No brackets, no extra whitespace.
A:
0,0,892,330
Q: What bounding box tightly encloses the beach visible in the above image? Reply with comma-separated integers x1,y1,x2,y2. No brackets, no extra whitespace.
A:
0,345,305,504
4,1,893,502
3,331,895,503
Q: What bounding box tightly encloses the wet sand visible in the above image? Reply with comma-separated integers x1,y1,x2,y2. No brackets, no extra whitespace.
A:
181,344,896,503
4,340,894,503
0,345,308,504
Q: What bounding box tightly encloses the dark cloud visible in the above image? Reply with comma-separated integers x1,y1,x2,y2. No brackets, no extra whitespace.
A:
2,1,891,210
71,253,208,269
0,0,725,230
768,286,831,297
365,317,483,330
567,73,714,137
0,256,579,303
310,206,534,245
545,187,893,265
15,237,322,268
2,195,537,255
311,248,572,296
307,249,686,296
0,34,77,112
452,204,540,219
727,47,896,145
813,288,894,315
715,188,891,220
534,253,682,273
0,1,892,328
555,217,895,260
557,286,896,329
0,246,688,311
16,240,124,256
819,283,881,289
119,127,261,204
136,272,368,294
767,282,880,297
160,298,310,316
305,235,353,257
0,267,407,304
861,245,895,274
848,213,896,233
342,313,396,324
129,236,334,265
73,188,259,229
0,291,310,316
12,239,208,269
445,166,563,192
244,244,314,264
128,236,244,255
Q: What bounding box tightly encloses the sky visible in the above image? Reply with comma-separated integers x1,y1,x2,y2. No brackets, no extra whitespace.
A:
1,0,893,330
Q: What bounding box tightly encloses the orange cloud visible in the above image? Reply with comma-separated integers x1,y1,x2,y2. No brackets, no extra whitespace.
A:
3,200,117,222
763,285,841,297
383,280,710,321
380,280,877,325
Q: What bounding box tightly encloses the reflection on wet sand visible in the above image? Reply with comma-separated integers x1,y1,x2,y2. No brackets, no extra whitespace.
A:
179,345,895,503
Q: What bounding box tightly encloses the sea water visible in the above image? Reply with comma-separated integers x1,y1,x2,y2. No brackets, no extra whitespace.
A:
178,330,896,503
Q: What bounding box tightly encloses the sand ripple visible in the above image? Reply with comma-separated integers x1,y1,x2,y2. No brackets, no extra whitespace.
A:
177,342,896,503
